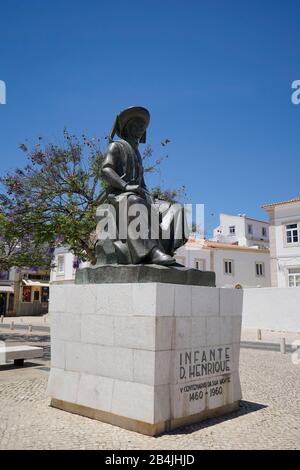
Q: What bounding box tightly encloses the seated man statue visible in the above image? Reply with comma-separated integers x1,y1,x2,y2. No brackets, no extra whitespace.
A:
97,106,187,266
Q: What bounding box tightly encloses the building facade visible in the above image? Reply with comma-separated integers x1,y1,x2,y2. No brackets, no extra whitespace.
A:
175,239,270,288
0,267,50,317
50,246,77,284
50,247,90,284
212,213,269,249
262,197,300,287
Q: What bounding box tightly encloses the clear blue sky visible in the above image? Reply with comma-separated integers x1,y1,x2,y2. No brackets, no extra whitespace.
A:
0,0,299,235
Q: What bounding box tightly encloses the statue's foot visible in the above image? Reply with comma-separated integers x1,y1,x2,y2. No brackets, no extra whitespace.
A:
150,247,176,266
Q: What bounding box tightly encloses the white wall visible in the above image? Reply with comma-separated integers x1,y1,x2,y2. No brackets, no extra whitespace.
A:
175,243,271,288
244,217,269,247
242,287,300,332
213,214,246,245
50,247,90,283
50,249,76,283
213,249,270,288
213,214,269,248
175,246,211,272
271,202,300,287
273,202,300,257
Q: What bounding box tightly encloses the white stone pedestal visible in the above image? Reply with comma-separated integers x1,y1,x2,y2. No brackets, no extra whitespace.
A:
47,283,243,436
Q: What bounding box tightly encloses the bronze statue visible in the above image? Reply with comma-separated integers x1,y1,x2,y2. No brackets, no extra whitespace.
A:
97,106,187,266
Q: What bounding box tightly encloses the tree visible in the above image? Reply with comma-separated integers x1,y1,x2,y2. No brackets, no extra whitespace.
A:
0,213,52,272
0,130,184,267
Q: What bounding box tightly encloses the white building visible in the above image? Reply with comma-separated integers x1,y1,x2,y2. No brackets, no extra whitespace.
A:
262,196,300,288
212,213,269,249
175,239,270,288
50,247,78,284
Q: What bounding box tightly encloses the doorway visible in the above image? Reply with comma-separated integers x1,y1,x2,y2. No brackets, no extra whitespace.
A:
0,293,7,316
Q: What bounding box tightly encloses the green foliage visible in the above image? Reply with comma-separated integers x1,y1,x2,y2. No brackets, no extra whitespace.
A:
0,213,52,272
150,185,187,204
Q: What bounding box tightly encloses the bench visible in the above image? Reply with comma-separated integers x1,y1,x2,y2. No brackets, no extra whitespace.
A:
0,345,43,366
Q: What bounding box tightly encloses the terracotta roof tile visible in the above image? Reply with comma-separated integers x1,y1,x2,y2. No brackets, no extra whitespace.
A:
185,238,269,253
262,197,300,209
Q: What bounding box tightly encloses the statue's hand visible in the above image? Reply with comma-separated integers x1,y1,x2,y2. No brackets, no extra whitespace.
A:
125,184,143,194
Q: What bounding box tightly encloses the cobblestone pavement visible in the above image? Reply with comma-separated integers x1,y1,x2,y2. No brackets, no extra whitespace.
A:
0,330,299,449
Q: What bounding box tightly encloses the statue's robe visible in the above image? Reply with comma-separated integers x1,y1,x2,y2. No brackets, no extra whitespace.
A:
100,139,187,264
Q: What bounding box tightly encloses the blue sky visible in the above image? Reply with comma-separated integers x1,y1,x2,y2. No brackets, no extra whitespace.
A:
0,0,299,235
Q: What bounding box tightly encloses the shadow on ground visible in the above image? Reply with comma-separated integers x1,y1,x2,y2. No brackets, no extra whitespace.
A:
0,360,48,371
162,401,267,437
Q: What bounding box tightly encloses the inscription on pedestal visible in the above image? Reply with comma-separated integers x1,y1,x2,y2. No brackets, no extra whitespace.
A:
179,346,232,381
172,346,234,415
179,375,231,404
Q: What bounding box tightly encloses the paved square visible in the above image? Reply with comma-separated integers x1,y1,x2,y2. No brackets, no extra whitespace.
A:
0,328,299,449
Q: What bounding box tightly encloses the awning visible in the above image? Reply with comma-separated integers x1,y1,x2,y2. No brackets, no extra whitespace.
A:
22,280,50,287
0,285,14,293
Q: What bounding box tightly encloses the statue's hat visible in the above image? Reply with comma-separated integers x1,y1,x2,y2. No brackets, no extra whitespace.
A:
109,106,150,143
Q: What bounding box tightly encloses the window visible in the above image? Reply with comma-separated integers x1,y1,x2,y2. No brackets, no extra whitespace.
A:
262,227,267,237
0,271,9,280
224,259,233,275
194,259,205,270
57,255,65,274
286,224,299,244
288,268,300,287
229,226,235,235
255,262,265,277
248,224,253,235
